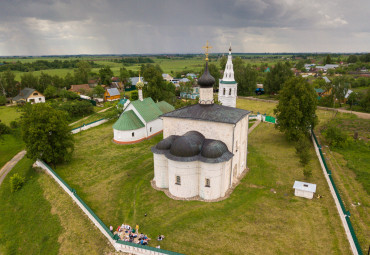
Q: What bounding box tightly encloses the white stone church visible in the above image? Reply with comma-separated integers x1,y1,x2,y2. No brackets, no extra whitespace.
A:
152,44,250,201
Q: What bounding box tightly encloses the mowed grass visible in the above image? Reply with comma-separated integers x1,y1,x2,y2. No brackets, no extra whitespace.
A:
0,157,113,254
0,106,24,168
53,118,350,254
0,157,62,255
236,98,277,116
0,106,22,125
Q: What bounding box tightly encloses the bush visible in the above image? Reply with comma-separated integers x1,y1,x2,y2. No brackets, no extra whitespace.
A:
303,167,312,179
10,173,25,193
322,126,348,148
0,95,6,105
295,134,311,166
130,91,138,101
0,122,11,135
10,120,19,129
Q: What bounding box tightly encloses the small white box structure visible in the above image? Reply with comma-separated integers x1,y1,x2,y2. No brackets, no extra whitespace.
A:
293,181,317,199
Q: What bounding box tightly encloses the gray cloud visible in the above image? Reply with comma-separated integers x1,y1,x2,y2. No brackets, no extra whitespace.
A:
0,0,369,55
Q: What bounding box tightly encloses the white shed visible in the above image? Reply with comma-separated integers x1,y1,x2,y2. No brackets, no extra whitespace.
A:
293,181,316,199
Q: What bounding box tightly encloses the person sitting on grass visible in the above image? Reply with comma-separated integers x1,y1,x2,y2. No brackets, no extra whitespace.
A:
157,235,165,241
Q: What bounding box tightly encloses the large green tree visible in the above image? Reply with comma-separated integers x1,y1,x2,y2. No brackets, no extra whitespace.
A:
141,64,175,102
74,61,91,84
0,70,18,97
21,73,39,90
21,104,74,165
99,66,114,86
274,77,318,141
264,62,293,94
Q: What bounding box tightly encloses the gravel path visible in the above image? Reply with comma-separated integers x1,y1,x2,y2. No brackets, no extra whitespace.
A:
0,150,26,186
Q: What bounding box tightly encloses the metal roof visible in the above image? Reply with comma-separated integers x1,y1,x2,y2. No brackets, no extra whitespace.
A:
293,181,316,193
161,103,250,124
107,88,120,96
156,101,175,114
13,87,37,101
131,97,163,123
113,110,145,131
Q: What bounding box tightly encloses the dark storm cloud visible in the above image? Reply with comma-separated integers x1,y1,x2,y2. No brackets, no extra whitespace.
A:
0,0,369,55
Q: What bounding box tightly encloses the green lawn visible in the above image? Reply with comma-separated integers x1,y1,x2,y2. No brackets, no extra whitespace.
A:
237,98,277,116
51,117,350,254
0,132,25,169
0,156,113,255
0,106,22,125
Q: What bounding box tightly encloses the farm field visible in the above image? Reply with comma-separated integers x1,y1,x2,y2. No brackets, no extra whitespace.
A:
50,112,350,253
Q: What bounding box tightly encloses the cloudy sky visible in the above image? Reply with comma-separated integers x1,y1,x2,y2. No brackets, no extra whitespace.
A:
0,0,369,56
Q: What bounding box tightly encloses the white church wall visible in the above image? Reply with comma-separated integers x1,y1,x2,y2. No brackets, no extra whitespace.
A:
233,115,249,178
113,127,146,144
147,118,163,137
218,83,237,108
163,118,234,151
199,87,213,104
222,160,232,194
199,162,223,200
168,160,199,198
153,154,168,188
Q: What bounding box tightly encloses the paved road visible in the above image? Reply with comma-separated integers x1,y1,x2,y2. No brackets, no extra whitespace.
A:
0,150,26,186
239,96,370,119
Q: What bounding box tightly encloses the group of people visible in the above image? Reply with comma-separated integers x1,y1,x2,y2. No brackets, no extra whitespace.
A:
109,223,165,247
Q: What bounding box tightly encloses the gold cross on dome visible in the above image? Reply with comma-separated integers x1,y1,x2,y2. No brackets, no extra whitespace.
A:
202,41,212,61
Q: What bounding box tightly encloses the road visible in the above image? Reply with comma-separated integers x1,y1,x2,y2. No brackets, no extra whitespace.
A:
0,150,26,186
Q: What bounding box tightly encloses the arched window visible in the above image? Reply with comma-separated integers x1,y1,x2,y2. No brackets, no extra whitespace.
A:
132,132,134,137
150,127,152,132
229,88,232,95
223,88,226,95
175,176,181,185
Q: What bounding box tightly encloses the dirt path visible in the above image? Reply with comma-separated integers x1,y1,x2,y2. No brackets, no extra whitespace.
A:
69,106,114,126
0,150,26,186
248,120,261,134
239,96,370,119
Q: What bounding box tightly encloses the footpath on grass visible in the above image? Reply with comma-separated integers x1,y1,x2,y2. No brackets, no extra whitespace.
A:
239,96,370,119
69,106,114,127
0,150,26,186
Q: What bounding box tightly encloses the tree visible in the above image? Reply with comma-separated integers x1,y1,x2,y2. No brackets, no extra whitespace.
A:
38,72,53,93
324,55,332,65
119,67,131,88
0,95,6,105
99,66,114,86
347,55,358,63
264,62,293,94
313,78,326,88
21,103,74,165
274,77,318,141
219,56,227,70
21,73,39,89
74,61,91,84
234,63,258,96
43,85,57,99
0,70,18,97
130,91,138,101
64,72,75,89
93,85,105,98
347,91,359,110
141,64,175,102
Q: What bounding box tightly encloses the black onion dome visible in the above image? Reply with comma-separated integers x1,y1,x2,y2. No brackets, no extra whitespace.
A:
156,135,177,150
201,140,229,158
198,62,215,88
170,131,205,157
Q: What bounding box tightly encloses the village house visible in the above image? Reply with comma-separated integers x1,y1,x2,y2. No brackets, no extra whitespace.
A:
104,88,120,101
13,87,45,104
69,84,91,95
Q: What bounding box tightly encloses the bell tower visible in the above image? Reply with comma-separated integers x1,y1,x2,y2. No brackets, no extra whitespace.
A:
218,44,237,108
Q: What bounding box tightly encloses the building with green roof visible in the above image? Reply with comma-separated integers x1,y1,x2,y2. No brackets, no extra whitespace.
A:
113,97,174,144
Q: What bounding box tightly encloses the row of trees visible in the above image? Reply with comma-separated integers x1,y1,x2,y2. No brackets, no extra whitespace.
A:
0,59,100,72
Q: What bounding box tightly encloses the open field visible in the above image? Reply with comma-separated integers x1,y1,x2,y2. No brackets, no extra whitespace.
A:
51,114,350,254
236,98,277,116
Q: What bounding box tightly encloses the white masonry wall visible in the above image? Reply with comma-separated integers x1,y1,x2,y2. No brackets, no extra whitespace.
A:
163,118,234,151
113,126,147,143
153,153,168,188
199,161,225,200
168,160,199,198
218,83,237,107
199,87,214,104
146,118,163,137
